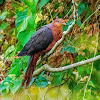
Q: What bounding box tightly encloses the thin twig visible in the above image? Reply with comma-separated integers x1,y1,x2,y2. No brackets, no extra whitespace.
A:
47,6,53,22
80,6,100,28
24,90,32,100
70,7,100,45
64,7,73,19
44,78,69,99
12,0,22,6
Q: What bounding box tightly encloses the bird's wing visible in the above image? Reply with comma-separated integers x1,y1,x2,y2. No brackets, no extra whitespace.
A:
18,26,53,56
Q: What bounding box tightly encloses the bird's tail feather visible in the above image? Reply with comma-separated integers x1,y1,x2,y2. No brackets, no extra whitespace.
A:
21,55,35,88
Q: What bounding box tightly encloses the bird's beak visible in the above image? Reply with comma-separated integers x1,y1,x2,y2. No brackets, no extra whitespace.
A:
62,22,66,25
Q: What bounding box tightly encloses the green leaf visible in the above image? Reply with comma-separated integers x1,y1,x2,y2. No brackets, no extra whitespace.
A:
0,0,4,4
17,18,28,34
15,9,28,28
5,45,15,57
0,77,11,94
93,59,100,71
0,22,7,30
85,8,92,23
24,0,34,8
0,11,8,21
15,42,23,52
39,0,49,9
0,35,2,38
17,12,36,36
18,30,35,46
8,56,29,76
87,65,91,74
78,1,86,16
36,77,48,88
62,41,68,46
27,16,36,30
65,20,73,30
8,59,21,76
77,19,81,26
51,72,62,86
78,66,85,76
62,24,67,31
62,20,73,31
76,55,86,61
0,76,22,94
88,81,95,88
10,78,22,95
29,77,35,87
24,0,39,15
67,20,73,25
78,1,92,23
36,72,48,88
61,46,75,54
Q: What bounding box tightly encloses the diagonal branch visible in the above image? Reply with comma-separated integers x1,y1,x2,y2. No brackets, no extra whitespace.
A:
33,55,100,77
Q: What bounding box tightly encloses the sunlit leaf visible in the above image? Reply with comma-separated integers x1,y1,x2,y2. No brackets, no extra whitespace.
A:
0,77,11,94
24,0,39,15
8,56,29,76
18,30,35,46
17,18,28,34
8,59,21,76
0,11,8,21
27,16,36,30
0,22,7,30
15,9,28,28
5,45,15,57
88,81,95,88
10,78,22,95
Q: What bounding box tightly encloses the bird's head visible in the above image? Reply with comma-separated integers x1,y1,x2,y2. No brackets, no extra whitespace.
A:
53,18,66,27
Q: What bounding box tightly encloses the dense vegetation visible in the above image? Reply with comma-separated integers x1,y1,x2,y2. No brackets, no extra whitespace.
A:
0,0,100,100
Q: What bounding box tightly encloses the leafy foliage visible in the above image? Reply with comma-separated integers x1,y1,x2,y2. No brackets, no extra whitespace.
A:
36,72,48,88
0,75,22,95
0,0,4,4
39,0,49,9
51,72,62,86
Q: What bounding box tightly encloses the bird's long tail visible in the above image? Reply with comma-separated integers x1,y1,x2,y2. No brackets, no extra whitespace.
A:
21,55,35,88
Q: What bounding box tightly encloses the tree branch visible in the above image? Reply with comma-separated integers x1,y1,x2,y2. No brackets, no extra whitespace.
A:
33,55,100,76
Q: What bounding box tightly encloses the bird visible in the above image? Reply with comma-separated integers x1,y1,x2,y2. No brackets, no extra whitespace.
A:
18,18,66,88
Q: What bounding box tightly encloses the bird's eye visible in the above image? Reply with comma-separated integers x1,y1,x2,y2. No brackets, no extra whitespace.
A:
57,20,60,23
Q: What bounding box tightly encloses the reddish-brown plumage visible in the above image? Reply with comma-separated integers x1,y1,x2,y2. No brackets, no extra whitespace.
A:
18,18,66,88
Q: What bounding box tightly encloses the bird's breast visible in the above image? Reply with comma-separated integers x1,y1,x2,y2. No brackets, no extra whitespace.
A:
51,27,63,42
